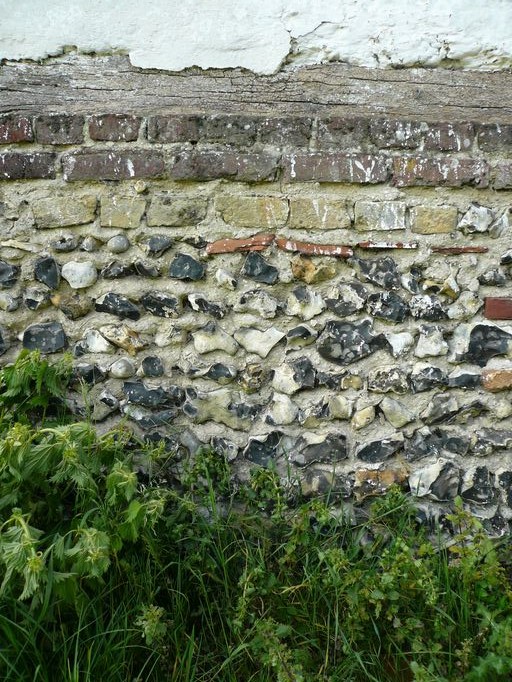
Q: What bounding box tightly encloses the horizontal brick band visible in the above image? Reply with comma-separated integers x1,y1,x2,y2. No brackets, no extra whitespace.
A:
431,246,489,254
275,238,353,258
206,234,276,254
62,150,164,181
484,297,512,320
0,152,56,179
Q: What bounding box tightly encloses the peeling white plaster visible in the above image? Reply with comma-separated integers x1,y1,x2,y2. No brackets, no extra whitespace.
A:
1,0,512,73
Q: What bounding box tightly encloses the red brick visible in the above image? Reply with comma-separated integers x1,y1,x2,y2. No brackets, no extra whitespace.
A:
316,117,370,150
282,153,390,183
431,246,488,255
206,233,275,254
476,124,512,152
89,114,141,141
34,115,84,144
275,237,353,258
0,152,56,180
170,149,278,181
147,115,201,142
482,369,512,392
369,119,423,149
62,150,164,181
393,156,489,187
258,117,312,147
484,297,512,320
491,162,512,190
423,123,474,152
0,115,33,143
357,241,418,250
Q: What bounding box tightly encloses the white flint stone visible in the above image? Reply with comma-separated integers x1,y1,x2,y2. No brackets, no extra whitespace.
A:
234,327,285,358
61,261,98,289
272,364,302,395
458,204,494,233
286,288,325,321
414,326,448,358
409,459,447,498
266,393,298,425
215,268,237,290
328,395,353,420
385,331,415,358
380,396,415,428
192,325,238,355
351,405,375,430
489,210,511,238
109,357,136,379
82,329,115,353
447,291,483,320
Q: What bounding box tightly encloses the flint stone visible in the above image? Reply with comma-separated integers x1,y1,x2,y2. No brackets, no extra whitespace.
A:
107,235,131,254
23,322,67,353
472,428,512,456
409,294,446,321
169,253,205,281
0,261,20,288
458,324,512,366
234,327,285,358
366,291,408,322
238,363,269,393
478,268,507,287
420,394,460,425
74,363,106,385
447,291,483,321
77,329,115,354
205,362,237,384
52,293,92,320
458,203,493,233
409,460,461,500
272,356,316,394
357,257,400,290
124,404,178,429
462,467,497,505
379,396,415,428
351,405,376,430
215,268,237,290
325,282,367,317
410,365,448,393
34,256,60,289
95,293,140,320
141,356,164,377
235,289,281,319
0,327,9,355
317,319,385,366
0,293,19,312
109,358,136,379
243,431,283,466
101,260,160,279
357,435,404,463
265,393,299,426
286,285,325,321
187,294,226,319
51,234,78,252
414,325,448,358
286,324,318,348
211,436,239,462
139,234,173,258
140,291,181,318
448,369,481,389
368,366,409,394
61,261,97,289
241,252,278,285
99,325,147,355
192,322,238,355
123,380,172,408
386,331,415,358
24,287,51,311
405,427,470,461
291,433,348,467
80,236,100,253
327,395,353,419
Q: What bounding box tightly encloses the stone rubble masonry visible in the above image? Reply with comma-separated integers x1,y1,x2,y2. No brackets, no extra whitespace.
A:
3,108,512,522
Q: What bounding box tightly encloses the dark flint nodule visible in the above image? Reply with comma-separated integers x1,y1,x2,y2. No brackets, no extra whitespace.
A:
205,363,237,383
461,324,512,366
357,256,400,290
410,366,448,393
187,294,226,319
141,356,164,377
0,327,9,355
462,467,496,505
34,256,60,289
22,322,67,354
241,252,278,285
95,293,140,320
317,319,384,366
296,433,348,467
366,291,409,322
356,438,404,463
0,261,20,289
140,291,181,318
139,234,173,258
73,364,106,385
409,295,447,321
243,431,282,466
325,282,367,317
169,253,205,281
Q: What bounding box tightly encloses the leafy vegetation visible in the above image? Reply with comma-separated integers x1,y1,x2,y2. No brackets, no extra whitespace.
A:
1,352,512,681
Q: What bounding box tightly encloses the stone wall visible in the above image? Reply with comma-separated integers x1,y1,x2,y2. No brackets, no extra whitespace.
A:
2,99,512,531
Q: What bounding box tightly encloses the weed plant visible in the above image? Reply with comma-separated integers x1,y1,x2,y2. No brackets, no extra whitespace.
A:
0,352,512,681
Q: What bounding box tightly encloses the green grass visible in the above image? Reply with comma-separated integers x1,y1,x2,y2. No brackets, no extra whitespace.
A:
0,351,512,681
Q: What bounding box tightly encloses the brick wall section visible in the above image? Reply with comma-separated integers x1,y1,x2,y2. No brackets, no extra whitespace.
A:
2,110,512,529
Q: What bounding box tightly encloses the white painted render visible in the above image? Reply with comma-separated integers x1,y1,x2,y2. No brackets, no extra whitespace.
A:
1,0,512,74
